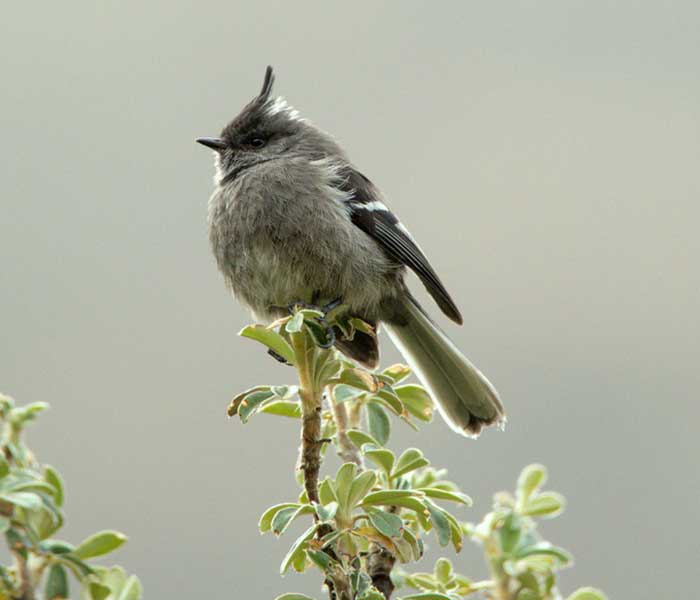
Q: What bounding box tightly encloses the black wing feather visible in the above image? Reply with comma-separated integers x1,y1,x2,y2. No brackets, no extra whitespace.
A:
339,168,463,324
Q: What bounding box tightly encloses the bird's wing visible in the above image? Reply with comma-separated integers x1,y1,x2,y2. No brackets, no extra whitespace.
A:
337,167,463,324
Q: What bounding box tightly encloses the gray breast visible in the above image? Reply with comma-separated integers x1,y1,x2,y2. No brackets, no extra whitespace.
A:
208,157,395,320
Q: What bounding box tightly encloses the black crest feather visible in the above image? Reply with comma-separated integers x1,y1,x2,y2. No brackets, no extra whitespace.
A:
258,66,275,102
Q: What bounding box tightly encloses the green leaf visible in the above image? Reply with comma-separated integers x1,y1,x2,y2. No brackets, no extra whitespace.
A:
271,385,297,399
259,503,302,534
116,575,143,600
74,530,127,560
85,581,111,600
260,400,302,418
364,448,395,475
305,317,335,347
275,594,318,600
227,386,270,418
0,456,9,479
346,429,380,448
419,487,472,505
351,571,373,597
348,317,375,335
319,479,337,505
307,548,332,570
238,389,277,423
270,507,298,534
239,324,295,364
517,464,547,504
45,563,69,600
11,402,49,424
404,572,439,591
271,504,315,536
392,533,415,564
522,492,565,518
517,570,540,593
280,524,317,574
393,448,429,478
334,368,379,392
285,311,305,333
6,479,59,495
41,539,75,554
316,357,342,387
56,554,95,579
498,512,521,554
348,471,377,508
374,387,404,416
434,557,453,584
367,402,390,445
449,518,464,552
362,490,421,506
334,463,358,510
517,542,573,565
381,364,412,384
424,499,451,547
44,465,64,507
314,502,338,522
396,385,434,422
567,588,608,600
0,491,42,511
366,507,403,538
402,527,424,561
333,385,364,403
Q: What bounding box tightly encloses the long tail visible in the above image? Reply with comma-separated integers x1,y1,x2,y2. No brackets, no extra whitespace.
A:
385,296,505,437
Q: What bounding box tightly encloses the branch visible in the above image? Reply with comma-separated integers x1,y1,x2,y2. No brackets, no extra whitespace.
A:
10,547,34,600
329,386,363,468
290,333,350,600
367,546,395,600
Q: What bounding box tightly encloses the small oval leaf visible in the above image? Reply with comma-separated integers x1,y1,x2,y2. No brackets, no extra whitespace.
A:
74,530,127,560
45,563,69,600
259,503,301,534
522,492,565,518
366,507,404,538
367,403,390,445
568,588,608,600
239,325,295,365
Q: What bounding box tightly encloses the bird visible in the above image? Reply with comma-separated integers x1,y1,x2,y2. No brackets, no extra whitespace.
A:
197,66,504,437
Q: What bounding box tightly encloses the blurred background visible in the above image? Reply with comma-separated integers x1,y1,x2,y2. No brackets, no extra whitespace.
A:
1,2,698,598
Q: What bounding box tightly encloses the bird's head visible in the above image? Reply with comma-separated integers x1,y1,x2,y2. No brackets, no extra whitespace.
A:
197,66,339,184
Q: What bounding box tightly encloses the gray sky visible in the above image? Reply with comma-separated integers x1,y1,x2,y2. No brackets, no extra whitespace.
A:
1,2,698,598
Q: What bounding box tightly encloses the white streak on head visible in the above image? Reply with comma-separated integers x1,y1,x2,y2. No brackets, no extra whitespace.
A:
265,96,304,121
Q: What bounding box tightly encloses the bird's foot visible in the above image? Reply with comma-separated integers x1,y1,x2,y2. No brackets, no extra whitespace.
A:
283,297,342,350
286,297,342,316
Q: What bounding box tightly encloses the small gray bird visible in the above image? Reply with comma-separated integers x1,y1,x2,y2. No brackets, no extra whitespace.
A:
198,67,504,437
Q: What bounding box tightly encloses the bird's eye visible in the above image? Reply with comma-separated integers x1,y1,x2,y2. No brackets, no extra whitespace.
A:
249,137,267,149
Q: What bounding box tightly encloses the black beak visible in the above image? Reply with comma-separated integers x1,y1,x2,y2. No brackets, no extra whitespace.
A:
196,137,227,151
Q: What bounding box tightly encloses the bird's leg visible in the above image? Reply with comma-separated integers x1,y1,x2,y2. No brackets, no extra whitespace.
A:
320,297,343,315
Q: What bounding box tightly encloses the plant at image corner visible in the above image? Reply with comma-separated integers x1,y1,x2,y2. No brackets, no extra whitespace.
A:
229,308,607,600
0,393,142,600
